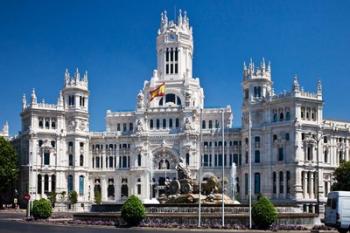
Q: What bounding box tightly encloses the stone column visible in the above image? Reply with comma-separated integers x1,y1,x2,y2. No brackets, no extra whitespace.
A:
101,176,107,202
310,172,314,199
294,169,303,200
303,171,308,198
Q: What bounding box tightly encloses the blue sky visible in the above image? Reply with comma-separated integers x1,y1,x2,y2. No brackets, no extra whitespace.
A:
1,0,350,135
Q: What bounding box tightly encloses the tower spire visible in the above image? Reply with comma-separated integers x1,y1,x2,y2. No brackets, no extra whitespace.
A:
31,88,37,105
22,94,27,110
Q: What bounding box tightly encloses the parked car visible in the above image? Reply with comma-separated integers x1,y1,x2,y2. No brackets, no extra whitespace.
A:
325,191,350,233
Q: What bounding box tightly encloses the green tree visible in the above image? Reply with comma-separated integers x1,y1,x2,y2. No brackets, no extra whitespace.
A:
94,190,101,204
0,137,17,207
252,195,277,229
332,161,350,191
31,198,52,219
69,191,78,205
121,195,145,226
47,192,57,207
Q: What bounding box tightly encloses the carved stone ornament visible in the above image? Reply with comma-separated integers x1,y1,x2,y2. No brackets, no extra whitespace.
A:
137,90,144,109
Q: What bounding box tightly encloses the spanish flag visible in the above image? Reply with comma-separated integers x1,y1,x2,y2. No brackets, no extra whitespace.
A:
149,82,165,101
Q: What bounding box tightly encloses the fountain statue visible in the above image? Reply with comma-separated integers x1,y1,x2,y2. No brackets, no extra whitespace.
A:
158,158,238,204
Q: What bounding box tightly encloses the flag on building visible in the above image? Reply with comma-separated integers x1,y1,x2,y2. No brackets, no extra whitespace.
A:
149,83,165,101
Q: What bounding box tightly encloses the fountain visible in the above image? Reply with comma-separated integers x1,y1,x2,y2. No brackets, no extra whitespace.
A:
157,158,236,204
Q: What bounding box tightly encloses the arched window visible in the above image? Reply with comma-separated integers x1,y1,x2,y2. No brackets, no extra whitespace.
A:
80,154,84,166
165,94,176,104
209,120,213,129
121,184,128,198
44,152,50,165
202,120,206,129
67,175,73,193
159,159,170,169
109,156,113,168
37,174,42,194
169,119,173,128
175,118,179,128
137,154,142,167
286,111,291,121
137,178,142,195
44,175,49,194
186,153,190,165
108,178,115,199
279,112,284,121
163,119,166,129
96,157,100,168
177,96,181,105
69,154,73,166
79,175,84,195
156,119,160,129
272,172,276,194
51,175,56,192
286,171,291,194
150,119,153,129
279,171,284,194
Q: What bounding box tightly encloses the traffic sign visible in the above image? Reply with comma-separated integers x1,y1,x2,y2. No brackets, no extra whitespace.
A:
23,193,31,201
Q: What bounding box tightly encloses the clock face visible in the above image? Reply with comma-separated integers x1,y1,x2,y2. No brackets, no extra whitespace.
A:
168,33,177,41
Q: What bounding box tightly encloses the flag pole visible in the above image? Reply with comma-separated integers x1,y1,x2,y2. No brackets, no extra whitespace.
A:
248,110,252,229
221,109,225,227
198,108,203,227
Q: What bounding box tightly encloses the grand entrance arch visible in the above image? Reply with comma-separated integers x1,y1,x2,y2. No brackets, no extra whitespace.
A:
151,147,179,198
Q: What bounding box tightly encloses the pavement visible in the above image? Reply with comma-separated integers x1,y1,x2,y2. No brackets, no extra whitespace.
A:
0,209,339,233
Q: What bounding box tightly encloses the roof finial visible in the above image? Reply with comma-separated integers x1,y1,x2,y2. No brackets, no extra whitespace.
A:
178,9,183,26
292,75,300,92
31,88,37,104
317,80,322,95
22,94,27,110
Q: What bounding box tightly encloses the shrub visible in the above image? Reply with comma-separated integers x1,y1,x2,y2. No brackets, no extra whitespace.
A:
252,195,277,229
31,198,52,219
94,190,101,204
121,195,145,226
69,191,78,205
47,192,57,207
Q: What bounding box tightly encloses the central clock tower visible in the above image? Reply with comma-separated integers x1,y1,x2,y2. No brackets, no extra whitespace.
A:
156,10,193,81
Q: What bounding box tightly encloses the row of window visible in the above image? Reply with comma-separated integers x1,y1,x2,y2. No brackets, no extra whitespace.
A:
68,154,84,167
202,154,241,167
37,174,56,195
93,177,142,200
165,47,178,75
272,108,291,122
300,106,317,121
67,175,85,195
149,118,180,130
67,95,86,107
116,122,133,132
203,140,242,148
38,117,56,129
92,143,130,151
201,119,222,129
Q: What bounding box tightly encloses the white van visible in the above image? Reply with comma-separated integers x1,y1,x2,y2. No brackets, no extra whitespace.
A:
325,191,350,233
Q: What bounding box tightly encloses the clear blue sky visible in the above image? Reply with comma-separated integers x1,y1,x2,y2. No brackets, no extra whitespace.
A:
1,0,350,135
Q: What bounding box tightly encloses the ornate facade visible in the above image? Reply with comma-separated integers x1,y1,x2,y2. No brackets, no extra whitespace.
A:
14,11,350,212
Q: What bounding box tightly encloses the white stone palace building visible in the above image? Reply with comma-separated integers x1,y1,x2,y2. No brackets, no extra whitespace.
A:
13,11,350,212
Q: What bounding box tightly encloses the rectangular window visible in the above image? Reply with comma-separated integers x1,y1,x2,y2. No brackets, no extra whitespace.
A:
69,154,73,166
67,175,73,193
169,119,173,128
44,152,50,165
254,173,261,194
255,150,260,163
123,123,127,132
175,118,179,128
203,154,208,167
245,173,248,195
278,147,284,161
163,119,166,129
156,119,160,129
129,123,133,131
150,120,153,129
137,184,141,195
39,118,43,128
79,176,84,195
117,123,121,131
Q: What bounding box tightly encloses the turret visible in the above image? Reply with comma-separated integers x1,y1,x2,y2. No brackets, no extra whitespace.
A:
156,10,193,81
242,58,273,104
62,68,89,112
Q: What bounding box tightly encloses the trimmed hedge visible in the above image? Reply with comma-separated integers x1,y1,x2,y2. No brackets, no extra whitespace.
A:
31,198,52,219
121,195,145,226
252,195,277,229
